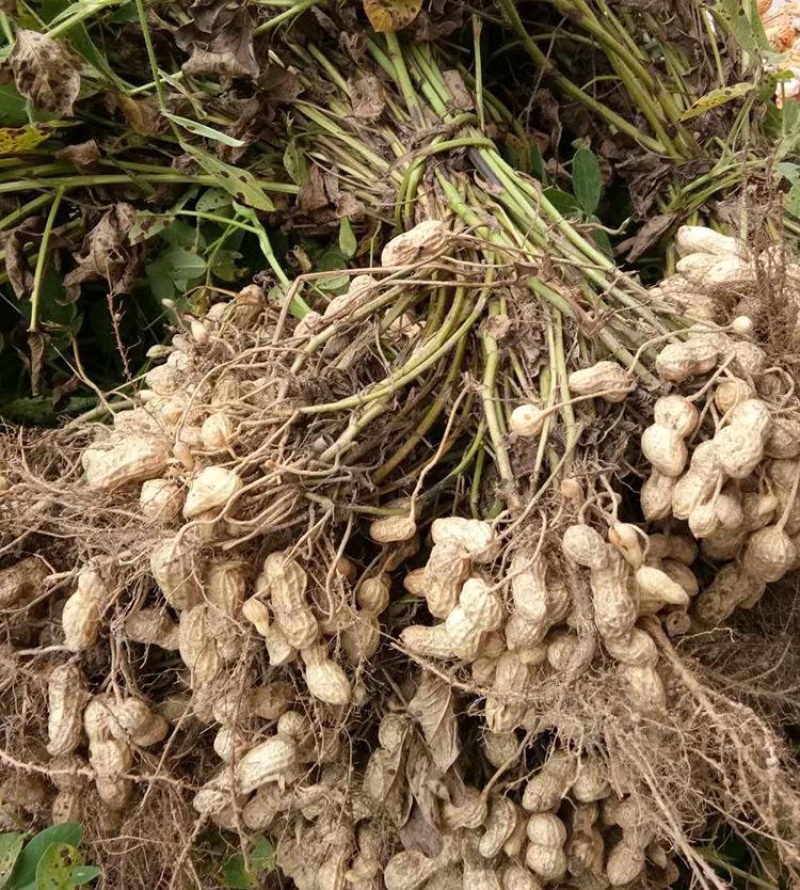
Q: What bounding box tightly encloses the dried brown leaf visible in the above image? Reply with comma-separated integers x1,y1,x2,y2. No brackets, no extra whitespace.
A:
56,139,101,169
407,674,460,771
443,70,473,111
9,30,81,116
176,1,258,79
349,73,385,120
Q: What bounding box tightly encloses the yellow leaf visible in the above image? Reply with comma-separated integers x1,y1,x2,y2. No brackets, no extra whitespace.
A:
0,125,49,156
363,0,423,32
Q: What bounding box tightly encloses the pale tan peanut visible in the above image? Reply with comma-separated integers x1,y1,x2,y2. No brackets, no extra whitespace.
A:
432,516,497,562
485,651,529,732
546,630,579,672
462,857,502,890
260,551,319,649
357,573,391,613
525,812,568,881
380,219,450,267
341,609,381,663
441,786,488,831
510,403,546,438
400,623,454,658
522,750,575,812
369,503,417,543
743,525,797,582
715,378,754,413
604,628,657,667
82,436,170,490
572,755,610,803
213,724,245,762
661,559,699,598
62,589,102,652
382,533,420,571
590,549,636,642
566,802,605,879
179,606,222,687
675,225,745,258
139,478,183,523
383,850,441,890
703,255,756,288
145,364,180,395
671,442,722,519
714,489,744,530
765,416,800,459
768,459,800,534
205,560,245,616
731,340,766,379
640,471,676,521
47,663,88,756
483,729,520,770
150,536,204,610
503,809,530,858
567,360,635,402
323,274,377,318
606,840,646,886
234,734,299,794
701,525,747,561
250,683,295,720
0,556,48,609
634,565,690,614
688,501,720,538
675,251,720,281
242,596,271,637
301,643,351,705
662,534,698,566
424,540,471,618
655,339,719,382
183,465,242,519
641,423,688,477
402,567,427,597
561,524,609,570
200,412,234,450
445,577,505,660
619,663,666,714
731,398,772,437
664,608,691,636
472,654,497,685
609,522,644,569
90,738,133,810
501,864,543,890
109,698,168,747
505,613,545,650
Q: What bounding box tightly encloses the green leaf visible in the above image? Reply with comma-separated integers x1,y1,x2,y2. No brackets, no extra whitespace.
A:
338,218,357,258
248,837,275,873
35,844,81,890
0,833,25,889
220,855,257,890
159,247,207,281
11,827,82,888
713,0,771,57
196,189,233,213
0,84,29,127
69,866,101,886
542,186,580,216
183,145,274,212
210,249,243,282
283,138,310,186
160,220,202,249
785,183,800,219
572,148,602,215
680,82,755,121
163,112,248,148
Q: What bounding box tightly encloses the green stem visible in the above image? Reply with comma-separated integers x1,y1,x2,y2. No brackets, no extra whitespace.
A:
28,187,64,332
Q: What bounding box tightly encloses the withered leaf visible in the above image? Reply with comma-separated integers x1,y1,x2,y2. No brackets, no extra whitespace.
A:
27,330,46,396
2,218,40,299
63,204,141,301
349,72,385,120
617,213,675,262
176,1,258,79
298,165,331,213
55,139,100,169
9,30,81,117
407,673,460,772
443,70,473,111
257,66,302,103
336,193,365,221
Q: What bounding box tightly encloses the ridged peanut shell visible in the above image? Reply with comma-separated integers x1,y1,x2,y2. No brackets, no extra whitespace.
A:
139,478,183,523
653,394,698,437
561,524,609,570
714,378,754,414
765,416,800,459
640,472,675,521
62,591,101,652
522,751,575,812
641,423,688,477
509,403,546,438
603,628,657,667
183,465,242,519
619,664,666,714
380,220,449,268
432,517,497,561
567,361,634,402
82,436,170,490
424,540,470,618
743,525,796,582
655,340,718,382
47,663,88,756
234,734,298,794
301,645,352,705
150,537,203,611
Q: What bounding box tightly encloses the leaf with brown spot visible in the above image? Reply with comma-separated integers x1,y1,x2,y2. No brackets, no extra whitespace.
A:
8,30,81,116
55,139,100,169
63,203,141,301
2,218,39,298
349,72,385,119
176,0,258,79
363,0,422,32
407,674,459,772
443,70,473,111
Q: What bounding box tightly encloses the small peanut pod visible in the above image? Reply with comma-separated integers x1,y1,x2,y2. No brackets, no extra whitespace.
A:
700,525,747,562
561,524,609,570
432,516,497,562
301,643,352,705
501,864,543,890
634,565,690,615
603,628,658,667
108,698,168,747
183,465,242,519
0,557,48,610
480,796,520,858
482,730,521,770
62,568,110,652
356,573,391,614
714,378,754,414
640,471,676,521
567,361,635,402
712,425,767,480
445,577,505,661
485,651,530,732
765,416,800,459
509,402,546,438
566,802,605,879
659,560,699,597
89,738,133,810
694,565,767,626
150,536,204,611
179,605,223,687
742,525,797,582
675,225,745,258
47,663,88,756
606,839,647,886
619,663,667,715
340,609,381,664
260,552,319,650
82,435,170,490
510,552,549,622
655,338,719,382
641,423,688,477
200,412,235,450
380,219,450,268
424,540,471,618
572,756,610,803
525,812,568,882
674,251,721,282
590,549,636,642
234,734,299,794
139,478,183,523
671,442,722,520
608,522,644,570
369,503,417,543
400,623,454,659
522,750,576,812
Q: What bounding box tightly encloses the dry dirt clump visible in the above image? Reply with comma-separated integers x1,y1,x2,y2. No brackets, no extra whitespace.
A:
1,222,800,889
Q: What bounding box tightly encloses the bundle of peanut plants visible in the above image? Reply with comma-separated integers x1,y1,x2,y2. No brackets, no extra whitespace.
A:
1,4,800,890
